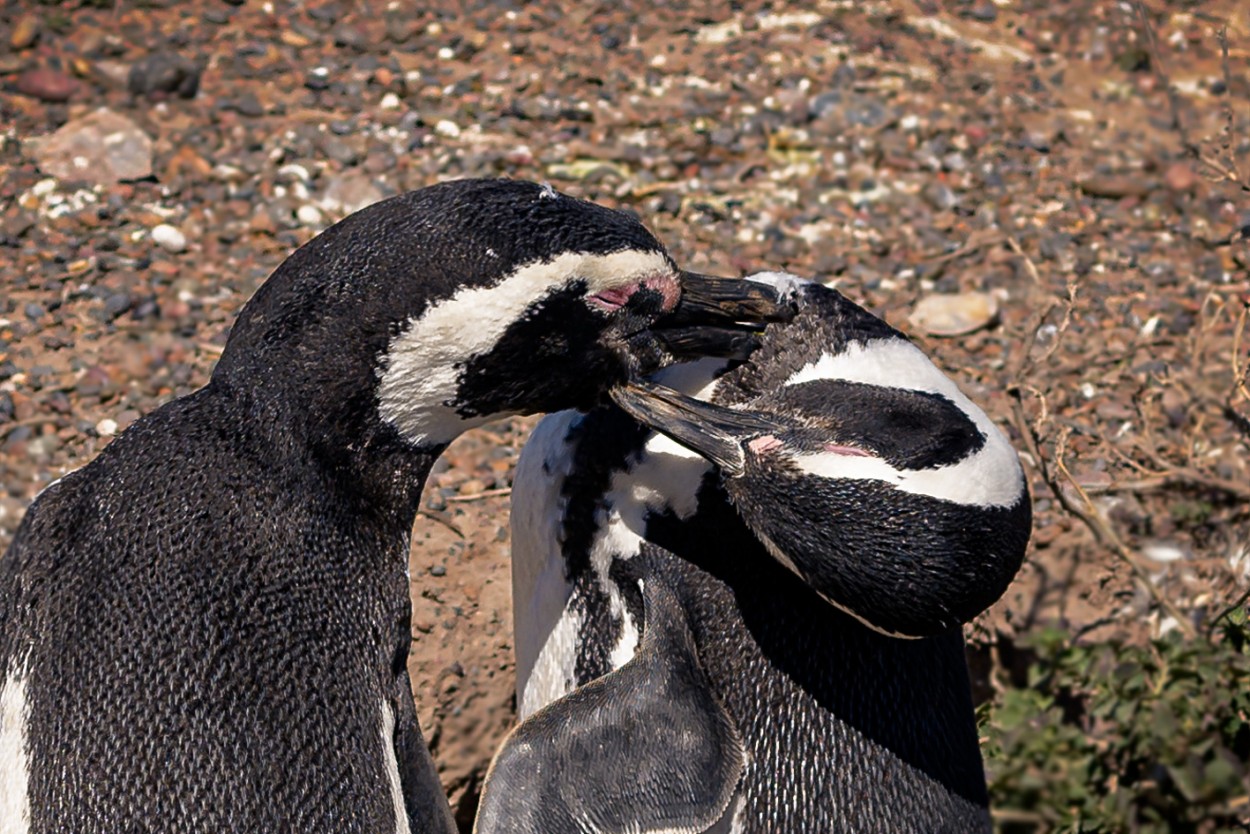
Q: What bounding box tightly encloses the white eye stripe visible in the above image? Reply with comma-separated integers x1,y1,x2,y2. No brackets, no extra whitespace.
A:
377,248,672,447
785,338,1024,508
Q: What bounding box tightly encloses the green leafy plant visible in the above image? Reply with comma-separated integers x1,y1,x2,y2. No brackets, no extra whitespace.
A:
981,609,1250,833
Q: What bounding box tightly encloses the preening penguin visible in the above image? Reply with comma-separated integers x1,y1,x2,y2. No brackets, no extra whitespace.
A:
485,274,1031,833
0,179,782,834
612,277,1031,639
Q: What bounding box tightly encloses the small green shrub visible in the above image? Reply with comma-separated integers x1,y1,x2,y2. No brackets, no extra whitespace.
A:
981,609,1250,833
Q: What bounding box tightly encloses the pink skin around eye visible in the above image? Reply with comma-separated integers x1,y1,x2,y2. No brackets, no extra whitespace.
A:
748,435,784,455
641,273,681,311
587,273,682,313
587,286,635,311
748,436,873,458
823,443,872,457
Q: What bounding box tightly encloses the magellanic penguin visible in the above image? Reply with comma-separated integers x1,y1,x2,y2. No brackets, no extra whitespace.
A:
0,179,784,834
479,274,1031,833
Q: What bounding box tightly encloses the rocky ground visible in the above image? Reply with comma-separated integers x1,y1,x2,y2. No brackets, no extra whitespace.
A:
2,0,1248,827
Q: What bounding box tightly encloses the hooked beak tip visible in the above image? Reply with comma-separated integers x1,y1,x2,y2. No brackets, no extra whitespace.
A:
669,271,796,327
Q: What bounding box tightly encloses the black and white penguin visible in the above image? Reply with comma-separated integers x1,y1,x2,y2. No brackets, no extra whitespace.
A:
0,179,782,834
479,273,1031,833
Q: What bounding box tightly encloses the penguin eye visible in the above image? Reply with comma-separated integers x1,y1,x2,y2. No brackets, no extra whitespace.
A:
586,286,635,312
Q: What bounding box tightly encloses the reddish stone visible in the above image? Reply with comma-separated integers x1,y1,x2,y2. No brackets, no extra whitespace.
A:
16,68,78,102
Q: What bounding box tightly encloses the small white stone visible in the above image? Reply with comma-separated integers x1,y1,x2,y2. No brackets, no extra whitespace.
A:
1143,542,1186,563
435,119,460,138
297,204,324,226
380,92,402,111
276,163,312,184
95,418,118,437
150,223,187,253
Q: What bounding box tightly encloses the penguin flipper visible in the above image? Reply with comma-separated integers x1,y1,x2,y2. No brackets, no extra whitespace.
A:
475,568,744,834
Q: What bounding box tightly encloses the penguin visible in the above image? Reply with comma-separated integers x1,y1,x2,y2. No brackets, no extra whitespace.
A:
480,273,1031,833
0,179,784,834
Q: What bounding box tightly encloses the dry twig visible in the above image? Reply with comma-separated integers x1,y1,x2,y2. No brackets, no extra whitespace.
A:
0,416,61,440
1208,585,1250,637
445,487,512,503
1229,303,1250,438
418,509,465,539
1005,235,1042,286
1217,26,1244,186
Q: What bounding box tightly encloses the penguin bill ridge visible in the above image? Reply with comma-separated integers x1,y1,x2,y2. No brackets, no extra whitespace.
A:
0,178,782,834
487,273,1031,833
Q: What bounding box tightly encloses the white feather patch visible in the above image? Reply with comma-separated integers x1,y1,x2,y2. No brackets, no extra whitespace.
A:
0,660,30,834
379,700,411,834
512,411,582,718
517,603,582,721
787,338,1024,508
745,270,810,301
378,248,673,446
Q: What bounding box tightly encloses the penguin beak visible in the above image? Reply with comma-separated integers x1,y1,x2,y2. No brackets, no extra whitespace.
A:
609,380,787,477
671,272,791,325
650,272,795,361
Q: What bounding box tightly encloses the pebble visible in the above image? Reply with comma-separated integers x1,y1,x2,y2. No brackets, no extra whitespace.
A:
319,171,384,216
103,293,132,320
128,52,202,99
10,15,41,50
151,224,188,253
1142,542,1186,564
276,163,313,185
33,108,154,185
1077,173,1155,199
16,68,78,102
1163,162,1198,193
296,204,324,226
230,92,266,118
909,291,1000,336
965,3,998,22
922,182,959,211
95,418,118,438
318,135,359,165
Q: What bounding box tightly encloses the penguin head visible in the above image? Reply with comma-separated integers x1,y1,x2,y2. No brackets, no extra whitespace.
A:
213,179,781,451
612,277,1031,638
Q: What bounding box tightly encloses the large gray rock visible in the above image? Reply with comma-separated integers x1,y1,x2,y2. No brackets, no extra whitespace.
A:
33,108,153,185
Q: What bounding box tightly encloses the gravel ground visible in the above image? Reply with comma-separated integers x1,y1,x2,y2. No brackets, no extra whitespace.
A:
3,0,1249,826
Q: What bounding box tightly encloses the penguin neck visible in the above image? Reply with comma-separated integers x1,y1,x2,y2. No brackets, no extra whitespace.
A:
207,376,444,530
